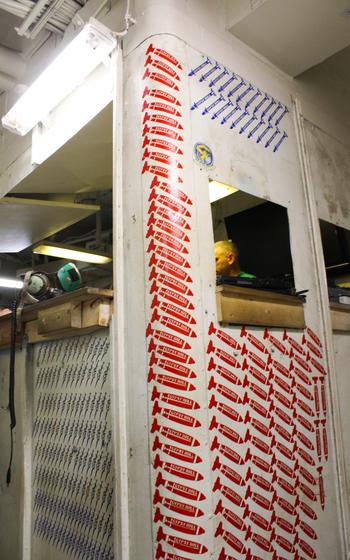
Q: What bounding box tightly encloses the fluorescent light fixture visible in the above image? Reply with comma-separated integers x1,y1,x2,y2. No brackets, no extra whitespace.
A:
0,278,23,289
2,18,116,136
209,180,239,203
33,242,112,264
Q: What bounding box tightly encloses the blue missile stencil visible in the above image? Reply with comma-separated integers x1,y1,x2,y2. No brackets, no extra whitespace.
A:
189,55,289,153
32,333,114,559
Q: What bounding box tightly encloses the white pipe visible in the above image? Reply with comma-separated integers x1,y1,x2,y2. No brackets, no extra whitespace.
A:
0,45,26,81
15,0,53,36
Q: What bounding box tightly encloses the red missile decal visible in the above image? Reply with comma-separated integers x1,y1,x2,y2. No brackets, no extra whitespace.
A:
153,436,202,464
321,418,328,460
245,411,271,436
313,381,320,416
151,387,199,410
209,394,243,423
276,495,296,516
146,44,183,69
295,516,317,540
150,340,194,363
156,357,196,379
272,389,294,410
242,359,269,385
157,314,196,338
298,479,317,502
246,526,274,553
156,472,205,501
207,340,241,369
246,448,274,474
274,473,296,496
294,354,311,373
215,499,247,531
143,161,183,182
240,326,269,354
145,55,181,81
309,356,327,376
215,522,247,555
143,135,183,154
272,531,295,553
243,375,271,401
283,331,306,355
274,422,295,443
276,440,295,460
208,377,243,404
295,382,313,401
148,369,195,391
155,194,191,217
274,405,294,426
296,461,316,486
142,111,183,131
320,378,327,415
269,357,292,379
155,302,195,327
273,372,294,395
217,549,239,560
156,543,192,560
274,515,295,535
264,328,288,354
149,176,192,205
150,247,190,272
243,505,272,532
294,366,312,386
144,147,182,167
212,456,246,487
143,86,181,105
208,324,242,351
150,205,189,230
295,446,315,466
314,420,322,461
245,429,273,456
157,527,208,555
143,68,179,90
154,508,204,536
295,412,315,433
209,415,245,444
318,466,325,510
142,99,181,117
153,401,200,427
147,327,191,350
275,458,296,479
151,419,199,447
150,217,190,243
211,435,245,465
295,430,314,450
246,485,274,511
149,234,188,257
143,124,183,142
296,398,314,417
154,454,203,481
153,489,204,517
208,358,242,386
243,393,272,419
303,337,323,359
298,498,317,520
305,326,322,348
242,344,269,371
246,466,274,493
213,476,245,508
152,284,194,311
298,538,316,559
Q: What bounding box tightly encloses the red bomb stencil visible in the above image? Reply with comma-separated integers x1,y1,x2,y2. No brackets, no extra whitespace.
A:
143,86,181,105
154,454,203,482
146,44,183,69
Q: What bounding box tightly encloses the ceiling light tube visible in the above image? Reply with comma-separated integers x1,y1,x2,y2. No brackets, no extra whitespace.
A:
0,278,23,289
33,242,112,264
2,18,116,136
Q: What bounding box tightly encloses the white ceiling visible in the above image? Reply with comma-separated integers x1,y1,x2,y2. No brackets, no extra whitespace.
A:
227,0,350,76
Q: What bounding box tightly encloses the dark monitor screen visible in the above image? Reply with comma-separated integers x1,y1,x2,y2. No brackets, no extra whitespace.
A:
319,219,350,276
224,201,293,278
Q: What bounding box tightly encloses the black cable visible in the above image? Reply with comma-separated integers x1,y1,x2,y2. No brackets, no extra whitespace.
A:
6,293,19,486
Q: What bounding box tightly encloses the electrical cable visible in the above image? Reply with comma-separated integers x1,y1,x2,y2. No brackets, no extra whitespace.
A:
6,292,19,486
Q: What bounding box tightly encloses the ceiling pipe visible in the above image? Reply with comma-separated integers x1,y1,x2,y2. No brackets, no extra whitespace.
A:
0,45,26,81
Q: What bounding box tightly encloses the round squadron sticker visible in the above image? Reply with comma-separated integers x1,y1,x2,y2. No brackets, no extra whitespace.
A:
194,142,214,168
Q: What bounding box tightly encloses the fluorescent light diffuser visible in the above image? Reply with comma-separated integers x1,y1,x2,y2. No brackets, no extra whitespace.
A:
0,278,23,289
2,18,116,136
33,242,112,264
209,180,239,203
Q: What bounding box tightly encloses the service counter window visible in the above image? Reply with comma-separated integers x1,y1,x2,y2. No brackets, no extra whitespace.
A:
319,219,350,331
209,180,305,328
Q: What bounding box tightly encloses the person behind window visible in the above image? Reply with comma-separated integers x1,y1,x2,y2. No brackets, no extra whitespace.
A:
214,239,255,278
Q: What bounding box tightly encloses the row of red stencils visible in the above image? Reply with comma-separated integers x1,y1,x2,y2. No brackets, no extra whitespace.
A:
208,324,327,559
143,44,213,560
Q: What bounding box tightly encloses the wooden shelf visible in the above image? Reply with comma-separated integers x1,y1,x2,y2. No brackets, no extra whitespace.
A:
0,288,113,348
330,303,350,332
216,285,305,329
